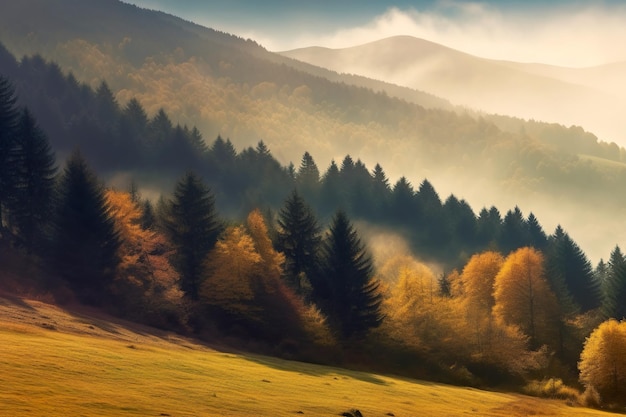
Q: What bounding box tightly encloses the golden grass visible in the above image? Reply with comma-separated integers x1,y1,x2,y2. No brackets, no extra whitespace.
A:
0,296,620,417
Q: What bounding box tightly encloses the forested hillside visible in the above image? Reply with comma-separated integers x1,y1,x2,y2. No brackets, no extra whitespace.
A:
1,0,626,261
3,63,626,408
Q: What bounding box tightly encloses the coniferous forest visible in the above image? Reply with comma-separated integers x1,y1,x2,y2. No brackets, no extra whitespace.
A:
2,38,626,410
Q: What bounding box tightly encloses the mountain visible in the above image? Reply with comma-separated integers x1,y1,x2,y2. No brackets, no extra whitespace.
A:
1,0,626,262
280,36,625,146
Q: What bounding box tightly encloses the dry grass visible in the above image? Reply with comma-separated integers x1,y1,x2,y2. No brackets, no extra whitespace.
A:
0,296,621,417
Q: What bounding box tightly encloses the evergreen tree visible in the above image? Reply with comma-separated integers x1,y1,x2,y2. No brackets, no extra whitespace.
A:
50,150,120,304
602,246,626,319
276,189,321,294
476,206,502,250
7,108,57,253
163,172,221,300
296,151,320,201
313,210,383,338
0,75,19,230
526,212,548,250
545,226,601,313
499,206,529,254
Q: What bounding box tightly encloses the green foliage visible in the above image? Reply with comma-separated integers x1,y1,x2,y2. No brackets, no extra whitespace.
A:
5,108,57,253
601,246,626,320
276,189,321,295
50,150,120,304
0,75,19,229
313,211,383,339
162,171,221,300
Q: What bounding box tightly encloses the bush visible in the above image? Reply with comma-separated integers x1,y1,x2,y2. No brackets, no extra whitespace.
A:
523,378,580,402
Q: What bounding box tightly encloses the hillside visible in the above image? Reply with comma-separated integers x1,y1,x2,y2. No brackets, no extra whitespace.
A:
0,295,619,417
280,35,625,147
1,0,626,262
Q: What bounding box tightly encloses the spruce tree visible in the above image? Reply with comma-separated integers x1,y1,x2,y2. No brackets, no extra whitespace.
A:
0,75,19,230
276,189,321,294
163,171,221,300
313,210,383,339
7,108,57,253
51,150,120,304
602,246,626,319
545,226,601,313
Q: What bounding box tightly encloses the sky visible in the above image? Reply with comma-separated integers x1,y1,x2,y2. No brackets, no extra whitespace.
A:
125,0,626,67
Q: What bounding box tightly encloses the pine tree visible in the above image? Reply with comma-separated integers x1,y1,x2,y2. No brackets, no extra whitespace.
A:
0,75,20,230
276,189,321,294
296,151,320,201
163,171,221,300
313,210,383,339
545,226,601,313
602,246,626,319
7,108,57,253
526,212,548,250
499,206,529,254
50,150,120,304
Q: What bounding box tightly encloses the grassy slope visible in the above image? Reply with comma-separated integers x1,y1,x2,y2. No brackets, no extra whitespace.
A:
0,296,619,417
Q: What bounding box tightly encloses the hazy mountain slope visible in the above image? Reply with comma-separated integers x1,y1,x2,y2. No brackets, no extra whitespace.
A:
1,0,626,261
280,36,625,146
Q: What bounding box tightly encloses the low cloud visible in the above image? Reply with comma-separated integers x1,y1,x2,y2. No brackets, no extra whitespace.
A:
265,2,626,67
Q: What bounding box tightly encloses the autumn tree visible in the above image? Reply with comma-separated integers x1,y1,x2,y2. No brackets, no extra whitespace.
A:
579,319,626,404
493,247,559,349
50,150,120,304
5,108,57,253
276,189,321,294
106,190,182,326
162,172,221,300
312,210,383,339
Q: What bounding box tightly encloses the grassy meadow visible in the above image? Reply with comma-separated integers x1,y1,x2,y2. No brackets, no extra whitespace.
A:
0,296,620,417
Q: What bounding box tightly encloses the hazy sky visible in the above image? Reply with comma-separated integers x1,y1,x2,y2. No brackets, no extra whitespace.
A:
126,0,626,67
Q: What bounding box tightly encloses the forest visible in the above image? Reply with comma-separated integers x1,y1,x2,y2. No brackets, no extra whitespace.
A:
2,46,626,411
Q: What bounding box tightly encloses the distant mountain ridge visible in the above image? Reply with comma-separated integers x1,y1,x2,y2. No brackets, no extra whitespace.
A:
1,0,626,262
280,35,625,146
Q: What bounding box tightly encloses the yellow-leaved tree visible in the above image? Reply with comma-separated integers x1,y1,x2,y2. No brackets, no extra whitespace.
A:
381,255,460,356
493,247,560,350
106,190,183,327
579,319,626,404
202,210,333,346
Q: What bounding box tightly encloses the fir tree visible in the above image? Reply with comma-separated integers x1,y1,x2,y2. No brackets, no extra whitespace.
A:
602,246,626,319
545,226,601,313
0,75,19,230
7,108,57,253
313,210,383,339
276,189,321,294
50,150,120,304
163,172,221,300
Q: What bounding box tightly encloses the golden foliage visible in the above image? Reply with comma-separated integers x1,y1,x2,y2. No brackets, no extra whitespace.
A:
579,319,626,404
201,226,259,314
105,190,183,322
493,247,559,349
246,209,285,283
460,251,504,313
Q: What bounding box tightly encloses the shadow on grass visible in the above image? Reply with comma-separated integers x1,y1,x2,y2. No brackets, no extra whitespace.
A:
239,353,390,386
0,294,37,310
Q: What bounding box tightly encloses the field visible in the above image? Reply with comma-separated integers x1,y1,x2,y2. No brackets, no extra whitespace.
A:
0,295,620,417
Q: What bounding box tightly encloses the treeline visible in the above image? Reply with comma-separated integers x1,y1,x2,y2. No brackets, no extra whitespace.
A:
3,71,626,406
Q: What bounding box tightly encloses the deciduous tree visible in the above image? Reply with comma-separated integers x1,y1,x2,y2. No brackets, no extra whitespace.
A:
579,319,626,404
493,247,559,349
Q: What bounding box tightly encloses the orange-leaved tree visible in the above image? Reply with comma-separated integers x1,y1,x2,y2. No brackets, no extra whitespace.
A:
579,319,626,404
493,247,559,350
106,189,183,326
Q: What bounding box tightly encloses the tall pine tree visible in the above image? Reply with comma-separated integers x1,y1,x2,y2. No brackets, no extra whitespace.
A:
163,171,221,300
7,108,57,253
0,75,19,230
276,189,321,295
51,150,120,304
313,210,383,339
